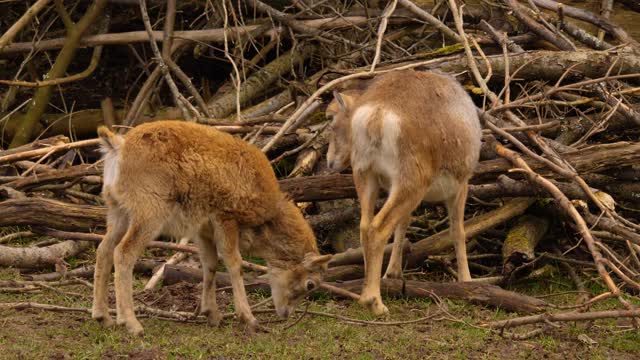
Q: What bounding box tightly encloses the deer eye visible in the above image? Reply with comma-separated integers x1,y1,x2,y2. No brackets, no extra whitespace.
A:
306,280,316,291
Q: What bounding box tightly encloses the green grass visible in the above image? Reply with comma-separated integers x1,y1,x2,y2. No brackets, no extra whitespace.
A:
1,268,639,359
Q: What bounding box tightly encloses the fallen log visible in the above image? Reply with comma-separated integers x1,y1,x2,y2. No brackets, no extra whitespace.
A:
335,278,547,314
23,259,165,281
207,45,316,119
0,240,92,268
161,263,365,286
437,48,640,83
279,174,356,202
330,198,535,267
2,139,636,236
265,140,640,200
4,164,102,190
0,175,359,231
502,215,550,274
408,198,536,266
0,198,105,231
31,228,199,253
474,142,640,180
0,186,26,200
159,266,547,313
484,309,640,329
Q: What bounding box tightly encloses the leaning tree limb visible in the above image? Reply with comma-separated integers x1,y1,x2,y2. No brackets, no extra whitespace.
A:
139,0,191,121
0,0,52,51
207,45,316,119
529,0,639,47
494,143,620,295
0,41,104,88
8,0,109,148
448,0,629,307
330,197,535,267
397,0,461,42
503,0,575,51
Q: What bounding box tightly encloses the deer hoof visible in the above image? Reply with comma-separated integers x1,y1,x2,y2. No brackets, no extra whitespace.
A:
202,309,221,327
125,319,144,336
92,312,114,327
359,295,389,316
383,269,403,279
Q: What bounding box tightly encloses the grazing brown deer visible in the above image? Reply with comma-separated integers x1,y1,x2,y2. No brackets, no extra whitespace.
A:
326,69,481,315
92,121,331,335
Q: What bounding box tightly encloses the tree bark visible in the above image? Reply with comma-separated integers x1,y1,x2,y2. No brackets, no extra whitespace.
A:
161,266,548,313
206,45,316,119
502,215,550,274
0,240,92,268
4,164,101,190
336,278,547,313
408,198,536,266
437,48,640,83
9,0,109,147
620,0,640,12
0,136,69,157
0,198,105,231
330,197,535,267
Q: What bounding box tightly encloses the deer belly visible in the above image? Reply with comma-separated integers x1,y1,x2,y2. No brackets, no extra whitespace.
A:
423,173,460,203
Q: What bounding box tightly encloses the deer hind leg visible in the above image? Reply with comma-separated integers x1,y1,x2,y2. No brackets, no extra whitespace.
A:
446,181,471,282
92,204,128,326
218,219,257,332
113,214,163,336
383,216,411,279
361,186,424,316
196,220,221,327
353,172,380,305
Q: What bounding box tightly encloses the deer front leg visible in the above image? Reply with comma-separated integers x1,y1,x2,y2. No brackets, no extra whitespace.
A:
361,187,424,316
219,220,258,332
92,206,128,327
383,216,411,279
113,218,159,336
196,222,221,327
447,182,471,282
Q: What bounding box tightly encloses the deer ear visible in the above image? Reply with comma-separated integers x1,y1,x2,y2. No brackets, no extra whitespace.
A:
303,253,332,272
333,90,349,112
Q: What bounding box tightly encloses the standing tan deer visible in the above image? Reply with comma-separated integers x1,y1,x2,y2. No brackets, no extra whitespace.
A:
326,69,481,315
92,121,331,335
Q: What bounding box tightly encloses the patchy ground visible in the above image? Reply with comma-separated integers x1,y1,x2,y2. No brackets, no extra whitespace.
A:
1,267,639,360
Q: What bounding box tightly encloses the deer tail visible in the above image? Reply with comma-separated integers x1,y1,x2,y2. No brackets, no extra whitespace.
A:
97,126,124,155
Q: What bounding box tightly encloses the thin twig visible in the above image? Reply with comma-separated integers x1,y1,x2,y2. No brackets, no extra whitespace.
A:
139,0,192,121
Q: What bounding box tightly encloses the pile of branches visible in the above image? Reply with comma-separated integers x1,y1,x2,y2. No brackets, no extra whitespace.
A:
1,0,640,336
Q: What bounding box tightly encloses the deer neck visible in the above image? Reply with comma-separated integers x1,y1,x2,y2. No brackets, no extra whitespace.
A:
251,199,318,268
